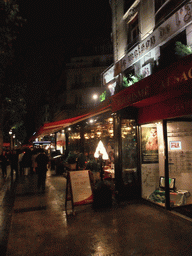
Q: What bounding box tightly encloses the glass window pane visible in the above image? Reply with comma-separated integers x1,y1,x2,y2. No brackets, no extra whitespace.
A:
121,119,137,185
167,121,192,209
141,122,165,207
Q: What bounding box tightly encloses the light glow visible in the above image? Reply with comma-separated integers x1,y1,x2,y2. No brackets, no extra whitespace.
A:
94,140,109,160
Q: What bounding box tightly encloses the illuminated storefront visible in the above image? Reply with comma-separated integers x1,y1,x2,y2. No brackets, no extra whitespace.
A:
32,53,192,218
110,53,192,217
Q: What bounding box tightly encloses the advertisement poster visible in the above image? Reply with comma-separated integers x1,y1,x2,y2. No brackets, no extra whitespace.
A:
69,170,93,206
141,127,159,163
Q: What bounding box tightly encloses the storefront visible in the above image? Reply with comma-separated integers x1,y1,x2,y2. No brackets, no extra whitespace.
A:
65,110,115,182
32,54,192,218
110,53,192,217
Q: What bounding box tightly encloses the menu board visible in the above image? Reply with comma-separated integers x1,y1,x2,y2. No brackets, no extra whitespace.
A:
168,151,192,175
69,170,93,206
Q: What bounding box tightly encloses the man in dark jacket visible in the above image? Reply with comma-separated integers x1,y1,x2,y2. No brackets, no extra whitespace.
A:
35,151,49,192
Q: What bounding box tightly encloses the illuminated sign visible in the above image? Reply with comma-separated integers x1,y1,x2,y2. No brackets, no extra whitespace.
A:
170,141,182,150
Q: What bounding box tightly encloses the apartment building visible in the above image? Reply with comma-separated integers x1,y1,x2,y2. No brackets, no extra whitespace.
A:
54,48,113,121
101,0,192,216
104,0,191,92
33,1,192,219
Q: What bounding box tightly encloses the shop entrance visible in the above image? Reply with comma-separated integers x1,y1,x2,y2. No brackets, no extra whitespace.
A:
120,118,139,199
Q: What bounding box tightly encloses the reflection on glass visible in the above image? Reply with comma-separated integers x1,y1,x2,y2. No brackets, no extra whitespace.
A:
121,119,137,185
167,121,192,209
141,123,162,206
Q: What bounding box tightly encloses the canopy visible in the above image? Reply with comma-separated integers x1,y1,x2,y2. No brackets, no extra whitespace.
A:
30,102,111,141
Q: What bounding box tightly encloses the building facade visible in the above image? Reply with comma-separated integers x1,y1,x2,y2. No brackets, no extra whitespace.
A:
102,0,192,216
33,0,192,220
53,46,113,121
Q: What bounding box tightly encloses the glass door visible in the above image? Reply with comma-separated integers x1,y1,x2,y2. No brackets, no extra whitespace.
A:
121,119,138,198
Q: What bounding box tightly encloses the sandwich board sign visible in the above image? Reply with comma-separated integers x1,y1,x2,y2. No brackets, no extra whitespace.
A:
65,170,93,214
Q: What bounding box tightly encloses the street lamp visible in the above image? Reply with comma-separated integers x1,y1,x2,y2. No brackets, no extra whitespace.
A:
92,94,98,106
9,130,13,150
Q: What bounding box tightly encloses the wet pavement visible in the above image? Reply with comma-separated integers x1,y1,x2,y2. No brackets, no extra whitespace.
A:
1,170,192,256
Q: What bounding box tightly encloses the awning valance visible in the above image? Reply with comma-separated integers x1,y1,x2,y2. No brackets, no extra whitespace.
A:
31,102,111,141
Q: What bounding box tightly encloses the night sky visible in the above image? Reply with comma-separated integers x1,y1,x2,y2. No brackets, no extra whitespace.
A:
11,0,112,141
17,0,112,58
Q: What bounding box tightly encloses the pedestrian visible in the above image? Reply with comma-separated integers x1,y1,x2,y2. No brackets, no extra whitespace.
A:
10,150,19,179
0,151,8,178
22,149,32,176
35,150,49,192
18,150,24,176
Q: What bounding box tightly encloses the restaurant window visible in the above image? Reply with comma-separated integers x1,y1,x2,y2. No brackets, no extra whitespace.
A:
68,128,81,153
141,122,166,207
83,113,115,181
167,120,192,213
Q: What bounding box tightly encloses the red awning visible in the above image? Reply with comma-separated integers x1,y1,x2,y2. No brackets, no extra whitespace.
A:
111,54,192,112
31,102,111,140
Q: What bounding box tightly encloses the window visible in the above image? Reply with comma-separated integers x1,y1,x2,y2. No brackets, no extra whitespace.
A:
159,30,186,69
127,15,139,50
130,18,139,42
155,0,168,13
124,0,135,14
92,74,100,85
155,0,186,27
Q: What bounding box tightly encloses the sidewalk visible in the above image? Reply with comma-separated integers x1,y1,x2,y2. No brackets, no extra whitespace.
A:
4,172,192,256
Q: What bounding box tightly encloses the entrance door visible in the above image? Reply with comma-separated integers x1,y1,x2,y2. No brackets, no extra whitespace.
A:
121,119,139,198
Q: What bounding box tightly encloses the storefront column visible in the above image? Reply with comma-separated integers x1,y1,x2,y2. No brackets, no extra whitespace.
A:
80,126,85,154
163,120,170,210
65,129,69,153
114,113,123,197
137,125,142,198
54,132,57,151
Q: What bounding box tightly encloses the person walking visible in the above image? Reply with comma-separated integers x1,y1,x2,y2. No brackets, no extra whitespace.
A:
35,150,49,192
0,151,8,178
10,150,19,179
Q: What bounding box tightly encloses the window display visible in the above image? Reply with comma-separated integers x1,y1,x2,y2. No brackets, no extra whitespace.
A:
141,123,163,204
167,121,192,207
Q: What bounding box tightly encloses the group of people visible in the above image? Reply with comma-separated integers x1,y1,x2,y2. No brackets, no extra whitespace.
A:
0,148,49,192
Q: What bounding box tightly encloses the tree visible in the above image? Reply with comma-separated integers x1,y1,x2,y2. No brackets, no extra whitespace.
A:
0,0,26,153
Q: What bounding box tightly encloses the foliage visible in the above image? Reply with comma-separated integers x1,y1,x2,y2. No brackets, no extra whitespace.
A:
0,0,27,149
122,73,143,88
0,0,26,59
175,41,192,57
100,91,106,102
99,88,111,102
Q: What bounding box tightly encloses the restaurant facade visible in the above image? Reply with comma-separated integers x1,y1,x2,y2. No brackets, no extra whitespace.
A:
33,53,192,218
33,0,192,219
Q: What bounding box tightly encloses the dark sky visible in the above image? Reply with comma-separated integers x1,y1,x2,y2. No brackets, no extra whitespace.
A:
17,0,112,58
12,0,112,140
